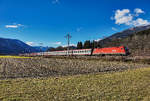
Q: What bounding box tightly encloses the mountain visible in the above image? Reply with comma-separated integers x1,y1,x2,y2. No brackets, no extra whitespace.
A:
0,38,39,55
99,25,150,46
108,25,150,40
33,46,50,52
47,46,77,52
98,26,150,56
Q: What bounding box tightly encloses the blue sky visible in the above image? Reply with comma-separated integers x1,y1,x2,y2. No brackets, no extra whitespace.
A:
0,0,150,47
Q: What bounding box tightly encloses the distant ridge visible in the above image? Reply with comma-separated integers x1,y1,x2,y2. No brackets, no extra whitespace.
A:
33,46,50,52
103,25,150,41
0,37,39,55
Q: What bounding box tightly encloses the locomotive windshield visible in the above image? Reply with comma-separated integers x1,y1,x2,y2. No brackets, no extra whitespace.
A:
124,47,129,51
124,46,129,55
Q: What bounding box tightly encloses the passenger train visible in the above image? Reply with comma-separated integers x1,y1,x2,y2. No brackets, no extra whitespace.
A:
20,46,129,57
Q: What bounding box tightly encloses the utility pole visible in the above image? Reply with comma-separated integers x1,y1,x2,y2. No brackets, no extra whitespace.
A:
65,33,72,56
39,43,43,56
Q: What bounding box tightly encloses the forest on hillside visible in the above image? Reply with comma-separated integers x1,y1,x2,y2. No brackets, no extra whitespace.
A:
98,29,150,56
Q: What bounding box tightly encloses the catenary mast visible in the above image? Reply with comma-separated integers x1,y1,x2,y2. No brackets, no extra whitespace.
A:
65,33,72,55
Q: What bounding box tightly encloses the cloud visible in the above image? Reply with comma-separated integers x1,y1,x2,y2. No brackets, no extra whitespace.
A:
112,27,118,31
114,9,133,25
52,0,60,4
76,27,82,32
53,42,62,45
5,24,24,28
134,8,144,16
133,18,149,26
95,38,102,42
5,25,19,28
26,42,35,46
112,8,150,27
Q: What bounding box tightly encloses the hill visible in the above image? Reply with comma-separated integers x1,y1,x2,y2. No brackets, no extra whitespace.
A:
0,37,39,55
98,27,150,56
107,25,150,40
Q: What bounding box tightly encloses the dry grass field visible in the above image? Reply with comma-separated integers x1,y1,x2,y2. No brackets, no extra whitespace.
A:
0,57,149,79
0,57,150,101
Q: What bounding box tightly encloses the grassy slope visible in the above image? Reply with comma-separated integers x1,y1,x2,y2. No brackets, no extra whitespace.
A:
0,67,150,101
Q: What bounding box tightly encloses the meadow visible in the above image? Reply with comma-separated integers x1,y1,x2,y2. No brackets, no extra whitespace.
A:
0,67,150,101
0,56,150,101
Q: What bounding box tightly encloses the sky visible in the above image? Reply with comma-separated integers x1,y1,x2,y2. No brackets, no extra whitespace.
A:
0,0,150,47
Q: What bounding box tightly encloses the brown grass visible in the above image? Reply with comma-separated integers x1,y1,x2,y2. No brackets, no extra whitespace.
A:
0,57,149,79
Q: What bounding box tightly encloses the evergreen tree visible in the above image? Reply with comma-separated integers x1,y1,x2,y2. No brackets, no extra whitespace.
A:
56,46,64,51
91,41,95,48
83,40,91,49
77,42,83,49
91,40,101,49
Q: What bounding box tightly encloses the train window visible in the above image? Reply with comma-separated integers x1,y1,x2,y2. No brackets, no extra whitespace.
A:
121,48,124,50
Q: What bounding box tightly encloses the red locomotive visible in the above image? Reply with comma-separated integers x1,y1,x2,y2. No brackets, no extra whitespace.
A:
93,46,129,56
